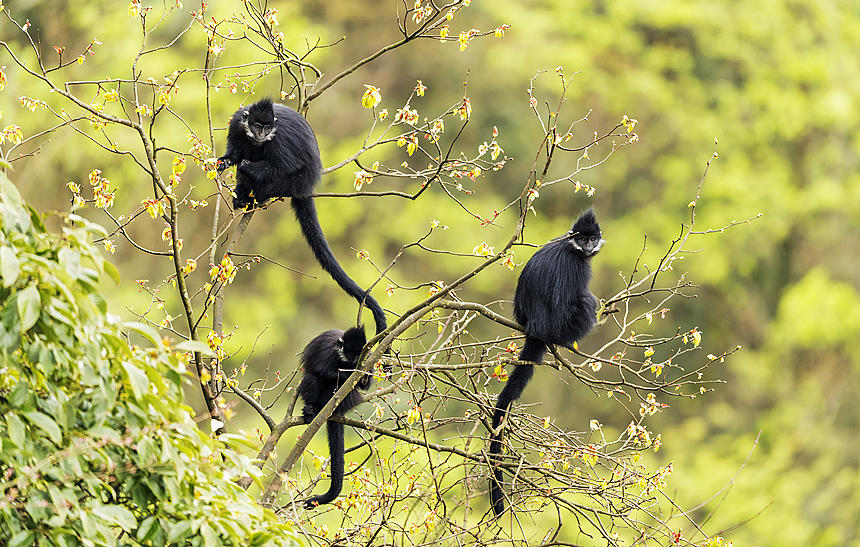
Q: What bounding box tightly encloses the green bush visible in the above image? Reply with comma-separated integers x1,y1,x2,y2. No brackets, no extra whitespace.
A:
0,171,298,546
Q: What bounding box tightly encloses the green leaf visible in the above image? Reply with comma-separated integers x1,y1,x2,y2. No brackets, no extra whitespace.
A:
23,411,62,445
122,361,149,400
17,285,40,332
137,436,156,466
122,321,161,347
0,246,20,288
250,531,278,546
6,413,26,447
0,171,23,210
91,504,137,530
58,248,83,280
136,516,159,541
103,260,121,284
80,511,95,538
0,172,30,233
8,531,35,547
201,523,218,547
167,520,193,543
7,382,31,409
174,339,216,357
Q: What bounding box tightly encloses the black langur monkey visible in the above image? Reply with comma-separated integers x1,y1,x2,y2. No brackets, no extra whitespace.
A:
489,208,604,516
297,326,371,507
217,98,387,337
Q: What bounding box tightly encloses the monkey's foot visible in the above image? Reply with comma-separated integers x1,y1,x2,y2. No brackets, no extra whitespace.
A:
232,200,250,211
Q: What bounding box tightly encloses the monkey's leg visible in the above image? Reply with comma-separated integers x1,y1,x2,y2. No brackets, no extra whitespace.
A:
232,179,254,210
236,161,277,200
302,404,317,425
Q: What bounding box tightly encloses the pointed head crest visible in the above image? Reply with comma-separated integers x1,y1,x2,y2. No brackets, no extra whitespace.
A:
567,208,604,257
570,208,600,237
247,97,275,124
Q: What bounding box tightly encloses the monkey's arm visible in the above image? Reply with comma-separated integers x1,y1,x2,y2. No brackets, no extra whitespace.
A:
240,160,310,201
217,146,240,172
217,122,243,171
240,158,306,178
563,291,599,344
238,160,275,183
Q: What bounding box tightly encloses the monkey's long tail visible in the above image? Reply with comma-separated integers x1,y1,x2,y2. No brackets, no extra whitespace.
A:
488,336,545,516
291,197,387,336
305,421,345,508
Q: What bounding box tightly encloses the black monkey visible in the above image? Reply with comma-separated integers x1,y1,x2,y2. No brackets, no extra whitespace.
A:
297,326,371,507
218,99,387,337
489,208,604,515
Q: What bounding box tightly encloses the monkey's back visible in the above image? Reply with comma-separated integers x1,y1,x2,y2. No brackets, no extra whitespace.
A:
298,329,364,416
513,240,597,346
269,104,322,197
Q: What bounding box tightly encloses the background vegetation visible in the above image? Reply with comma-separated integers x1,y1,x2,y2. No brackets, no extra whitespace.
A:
1,0,858,545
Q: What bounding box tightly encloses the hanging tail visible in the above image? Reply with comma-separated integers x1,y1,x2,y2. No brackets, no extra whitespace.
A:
305,421,345,507
488,336,545,516
291,197,387,336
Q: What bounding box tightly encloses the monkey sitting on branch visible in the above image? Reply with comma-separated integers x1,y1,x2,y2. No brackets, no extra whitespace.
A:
489,208,604,516
297,325,372,507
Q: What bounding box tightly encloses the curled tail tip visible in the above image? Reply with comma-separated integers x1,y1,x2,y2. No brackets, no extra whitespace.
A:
304,495,332,509
363,292,387,333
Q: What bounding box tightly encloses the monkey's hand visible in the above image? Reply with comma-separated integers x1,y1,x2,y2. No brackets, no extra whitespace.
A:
357,373,373,390
216,155,233,172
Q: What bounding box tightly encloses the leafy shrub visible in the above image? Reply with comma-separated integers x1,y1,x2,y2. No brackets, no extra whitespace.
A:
0,172,298,546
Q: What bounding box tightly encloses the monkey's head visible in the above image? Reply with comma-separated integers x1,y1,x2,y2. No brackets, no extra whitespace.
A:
241,98,278,145
337,326,367,363
567,208,604,258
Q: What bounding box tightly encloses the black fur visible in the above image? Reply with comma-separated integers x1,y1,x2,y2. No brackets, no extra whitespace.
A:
297,326,371,508
489,208,604,515
218,99,387,337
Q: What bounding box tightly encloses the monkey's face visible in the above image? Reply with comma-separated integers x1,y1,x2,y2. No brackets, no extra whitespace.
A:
570,232,605,257
568,208,604,257
241,109,277,145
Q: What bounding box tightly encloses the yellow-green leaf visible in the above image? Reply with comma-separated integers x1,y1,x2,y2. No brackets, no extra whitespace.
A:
6,413,26,447
17,285,40,332
0,245,19,287
92,504,137,529
23,411,62,445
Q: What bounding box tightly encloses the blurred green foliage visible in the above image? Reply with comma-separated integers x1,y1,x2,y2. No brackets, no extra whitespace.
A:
2,0,860,544
0,172,297,546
